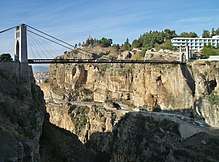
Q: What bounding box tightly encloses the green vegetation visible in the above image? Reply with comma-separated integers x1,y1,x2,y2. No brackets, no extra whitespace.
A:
79,26,219,53
155,39,175,50
131,29,177,51
202,30,211,38
121,38,131,51
0,53,13,62
208,92,219,105
202,28,219,38
69,105,89,134
202,45,219,58
179,32,198,38
98,37,113,47
131,53,144,60
84,37,113,47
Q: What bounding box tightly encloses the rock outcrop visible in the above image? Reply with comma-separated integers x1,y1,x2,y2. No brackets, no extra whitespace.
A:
40,115,93,162
0,63,45,161
192,61,219,127
0,63,93,162
89,112,219,162
45,102,125,143
48,63,194,110
39,48,219,161
41,47,219,128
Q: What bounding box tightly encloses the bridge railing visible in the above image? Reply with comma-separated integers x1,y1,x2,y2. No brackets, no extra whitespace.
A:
28,58,185,64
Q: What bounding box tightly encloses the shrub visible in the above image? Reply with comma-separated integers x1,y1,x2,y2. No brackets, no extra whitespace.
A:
98,37,113,47
202,45,219,58
208,92,219,105
0,53,13,62
131,53,144,60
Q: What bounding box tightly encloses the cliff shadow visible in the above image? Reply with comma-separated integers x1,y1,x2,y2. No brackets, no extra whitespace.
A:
40,115,94,162
151,105,209,127
85,111,219,162
180,64,196,96
85,132,111,162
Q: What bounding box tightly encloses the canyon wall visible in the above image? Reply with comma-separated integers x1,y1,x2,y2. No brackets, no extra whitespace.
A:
192,61,219,127
0,63,45,161
41,56,219,148
48,63,195,110
0,63,93,162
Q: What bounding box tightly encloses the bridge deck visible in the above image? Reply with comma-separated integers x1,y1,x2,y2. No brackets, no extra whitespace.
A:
28,59,185,64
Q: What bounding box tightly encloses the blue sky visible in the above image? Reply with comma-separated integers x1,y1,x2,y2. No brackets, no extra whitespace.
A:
1,0,219,45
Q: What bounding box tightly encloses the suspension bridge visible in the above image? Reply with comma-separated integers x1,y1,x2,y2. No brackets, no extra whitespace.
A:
0,24,184,65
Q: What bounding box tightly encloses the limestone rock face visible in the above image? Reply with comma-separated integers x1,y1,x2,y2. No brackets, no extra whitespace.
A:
36,47,219,161
43,61,199,143
48,63,194,110
0,63,45,162
144,49,180,61
46,102,125,143
192,61,219,127
43,56,219,128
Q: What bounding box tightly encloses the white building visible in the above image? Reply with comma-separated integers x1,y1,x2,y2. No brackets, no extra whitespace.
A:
171,35,219,52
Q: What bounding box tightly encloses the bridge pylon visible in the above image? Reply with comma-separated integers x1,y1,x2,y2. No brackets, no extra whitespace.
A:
14,24,28,63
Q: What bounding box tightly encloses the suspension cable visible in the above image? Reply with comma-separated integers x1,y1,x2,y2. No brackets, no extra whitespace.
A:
33,34,51,59
27,29,73,50
28,33,44,59
0,26,16,34
27,24,97,57
27,25,75,48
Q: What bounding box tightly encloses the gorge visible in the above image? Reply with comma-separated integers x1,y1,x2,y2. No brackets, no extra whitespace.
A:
0,47,219,162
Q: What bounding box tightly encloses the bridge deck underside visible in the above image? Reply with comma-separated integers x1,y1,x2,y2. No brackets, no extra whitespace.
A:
28,59,185,64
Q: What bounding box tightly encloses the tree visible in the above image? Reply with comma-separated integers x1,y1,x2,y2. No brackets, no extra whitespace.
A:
215,28,219,35
179,32,198,38
202,30,211,38
211,28,216,36
163,29,177,39
132,39,142,48
74,44,78,49
0,53,13,62
121,38,131,51
130,29,177,51
85,37,97,46
158,40,175,50
98,37,113,47
112,44,120,51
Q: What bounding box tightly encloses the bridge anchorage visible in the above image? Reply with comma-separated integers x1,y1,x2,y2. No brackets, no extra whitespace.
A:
0,24,185,65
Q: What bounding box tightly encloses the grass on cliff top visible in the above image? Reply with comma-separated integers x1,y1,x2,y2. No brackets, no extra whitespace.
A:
208,92,219,105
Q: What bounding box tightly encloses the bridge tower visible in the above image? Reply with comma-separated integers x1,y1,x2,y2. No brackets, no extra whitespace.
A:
14,24,28,63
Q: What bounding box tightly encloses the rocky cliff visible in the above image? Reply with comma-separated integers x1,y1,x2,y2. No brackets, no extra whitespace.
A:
0,63,93,162
0,63,45,161
192,61,219,127
88,112,219,162
48,63,194,110
39,48,219,161
43,50,218,124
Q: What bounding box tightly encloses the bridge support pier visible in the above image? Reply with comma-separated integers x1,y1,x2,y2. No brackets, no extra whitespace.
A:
14,24,28,63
